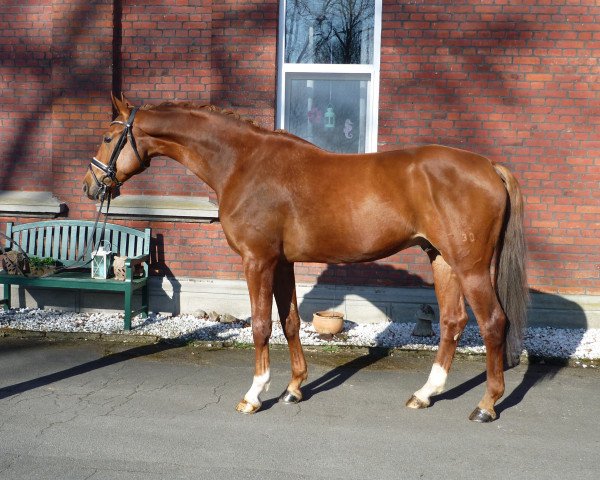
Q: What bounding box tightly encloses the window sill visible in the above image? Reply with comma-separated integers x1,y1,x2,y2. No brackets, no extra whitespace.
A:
97,195,219,223
0,191,67,217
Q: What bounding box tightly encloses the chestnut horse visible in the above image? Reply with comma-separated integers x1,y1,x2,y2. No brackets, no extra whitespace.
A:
83,95,528,422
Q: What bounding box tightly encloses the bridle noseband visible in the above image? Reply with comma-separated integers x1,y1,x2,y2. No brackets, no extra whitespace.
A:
89,107,148,199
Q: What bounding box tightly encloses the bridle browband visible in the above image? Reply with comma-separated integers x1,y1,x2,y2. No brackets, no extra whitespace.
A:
89,106,148,200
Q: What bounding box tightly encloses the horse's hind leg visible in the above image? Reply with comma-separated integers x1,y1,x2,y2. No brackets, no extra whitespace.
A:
406,251,468,409
459,270,507,422
273,261,308,403
235,255,278,414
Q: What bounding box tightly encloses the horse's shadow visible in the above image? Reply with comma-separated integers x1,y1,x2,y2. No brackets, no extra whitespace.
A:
296,264,588,419
295,263,429,404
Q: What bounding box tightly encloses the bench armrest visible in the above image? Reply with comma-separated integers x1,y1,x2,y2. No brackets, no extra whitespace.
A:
124,254,149,280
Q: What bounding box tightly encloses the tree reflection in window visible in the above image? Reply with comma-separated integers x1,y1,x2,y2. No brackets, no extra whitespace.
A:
285,0,375,65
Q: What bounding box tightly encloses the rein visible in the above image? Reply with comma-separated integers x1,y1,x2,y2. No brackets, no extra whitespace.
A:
66,106,147,273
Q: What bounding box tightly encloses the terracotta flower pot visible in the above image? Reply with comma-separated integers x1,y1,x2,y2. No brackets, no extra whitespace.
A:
312,311,344,335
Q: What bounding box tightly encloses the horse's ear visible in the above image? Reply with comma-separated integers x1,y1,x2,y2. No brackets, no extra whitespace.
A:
111,92,134,117
111,91,119,108
120,93,135,110
111,92,127,116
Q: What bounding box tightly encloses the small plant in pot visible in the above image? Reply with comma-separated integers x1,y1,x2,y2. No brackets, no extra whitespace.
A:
29,256,57,276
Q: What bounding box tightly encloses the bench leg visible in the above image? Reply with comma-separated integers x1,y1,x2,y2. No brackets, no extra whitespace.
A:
2,283,10,311
141,283,149,319
124,289,132,331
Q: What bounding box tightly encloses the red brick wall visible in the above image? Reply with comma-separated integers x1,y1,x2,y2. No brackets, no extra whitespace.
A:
1,0,598,295
0,1,53,192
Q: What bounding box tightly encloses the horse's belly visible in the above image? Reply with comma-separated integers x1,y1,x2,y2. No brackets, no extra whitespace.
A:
282,214,415,263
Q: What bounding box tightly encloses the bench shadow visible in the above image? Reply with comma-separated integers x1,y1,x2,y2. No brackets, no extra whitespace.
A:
150,233,181,316
0,317,249,400
0,340,178,400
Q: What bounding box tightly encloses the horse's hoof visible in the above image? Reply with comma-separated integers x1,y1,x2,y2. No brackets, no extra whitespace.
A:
405,395,430,409
469,407,496,423
235,399,261,414
279,389,302,404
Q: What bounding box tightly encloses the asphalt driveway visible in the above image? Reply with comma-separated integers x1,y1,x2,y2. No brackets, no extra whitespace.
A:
0,335,598,479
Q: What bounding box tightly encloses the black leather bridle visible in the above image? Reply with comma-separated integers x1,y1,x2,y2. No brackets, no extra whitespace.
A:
88,107,147,200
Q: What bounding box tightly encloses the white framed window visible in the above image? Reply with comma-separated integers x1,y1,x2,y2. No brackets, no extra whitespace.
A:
277,0,382,154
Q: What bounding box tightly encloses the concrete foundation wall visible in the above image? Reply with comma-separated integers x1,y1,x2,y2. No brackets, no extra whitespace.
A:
5,277,598,330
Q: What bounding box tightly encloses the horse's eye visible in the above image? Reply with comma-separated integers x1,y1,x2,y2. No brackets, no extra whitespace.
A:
103,136,112,144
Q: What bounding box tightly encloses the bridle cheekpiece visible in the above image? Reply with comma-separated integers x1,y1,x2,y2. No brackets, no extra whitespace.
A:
89,106,147,200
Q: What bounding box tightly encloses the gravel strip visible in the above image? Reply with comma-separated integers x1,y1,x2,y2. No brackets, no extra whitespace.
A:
1,308,599,362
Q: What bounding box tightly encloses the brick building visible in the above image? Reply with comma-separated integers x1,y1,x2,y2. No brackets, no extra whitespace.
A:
1,0,598,326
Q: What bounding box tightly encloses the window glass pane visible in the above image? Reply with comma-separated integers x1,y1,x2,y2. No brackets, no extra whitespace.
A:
285,0,375,65
287,77,368,153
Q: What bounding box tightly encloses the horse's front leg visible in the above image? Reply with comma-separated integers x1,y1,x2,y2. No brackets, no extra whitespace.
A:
273,261,308,404
235,255,277,414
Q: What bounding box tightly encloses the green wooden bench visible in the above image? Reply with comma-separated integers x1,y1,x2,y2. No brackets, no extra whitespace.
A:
0,220,151,330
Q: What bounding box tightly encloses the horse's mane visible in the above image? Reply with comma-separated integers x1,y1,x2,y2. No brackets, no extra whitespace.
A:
140,101,290,135
136,101,316,146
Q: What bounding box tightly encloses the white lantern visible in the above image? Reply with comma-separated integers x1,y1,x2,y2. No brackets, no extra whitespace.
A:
91,241,113,279
324,105,335,129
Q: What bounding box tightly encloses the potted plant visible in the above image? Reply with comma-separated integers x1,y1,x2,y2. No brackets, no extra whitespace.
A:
28,256,57,277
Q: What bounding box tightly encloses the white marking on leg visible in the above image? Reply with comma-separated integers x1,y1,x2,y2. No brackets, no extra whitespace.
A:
414,363,448,405
243,370,271,408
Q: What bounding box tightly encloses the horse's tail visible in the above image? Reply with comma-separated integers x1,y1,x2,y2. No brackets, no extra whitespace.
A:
493,164,529,367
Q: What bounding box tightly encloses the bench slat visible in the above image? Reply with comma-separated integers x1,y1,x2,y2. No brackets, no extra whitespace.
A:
136,235,144,257
60,225,69,260
53,225,61,258
36,229,43,256
44,226,52,257
5,222,13,249
107,229,116,254
77,226,86,261
119,232,127,256
128,233,135,257
19,229,27,254
69,225,77,259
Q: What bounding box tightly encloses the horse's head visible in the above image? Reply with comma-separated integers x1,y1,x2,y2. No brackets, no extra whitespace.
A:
83,94,150,201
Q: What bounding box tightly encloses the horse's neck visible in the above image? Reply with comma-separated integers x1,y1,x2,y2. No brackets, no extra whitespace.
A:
144,109,246,198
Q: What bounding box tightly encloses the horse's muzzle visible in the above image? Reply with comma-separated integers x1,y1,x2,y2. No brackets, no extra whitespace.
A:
82,180,116,201
82,181,97,201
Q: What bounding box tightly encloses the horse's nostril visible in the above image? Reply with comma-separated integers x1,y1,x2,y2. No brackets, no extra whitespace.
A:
82,184,88,194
